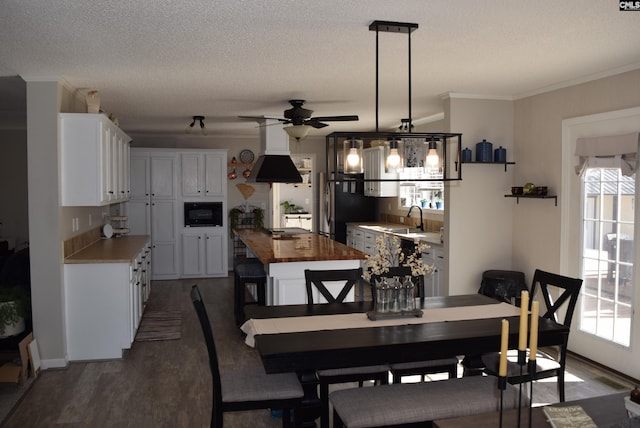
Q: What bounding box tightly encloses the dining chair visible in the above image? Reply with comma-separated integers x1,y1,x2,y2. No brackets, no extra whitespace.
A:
191,285,303,428
371,266,459,383
482,269,583,402
304,268,390,428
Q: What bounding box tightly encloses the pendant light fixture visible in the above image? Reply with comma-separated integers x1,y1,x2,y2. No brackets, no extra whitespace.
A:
426,138,440,168
185,115,207,135
385,138,403,172
343,138,363,174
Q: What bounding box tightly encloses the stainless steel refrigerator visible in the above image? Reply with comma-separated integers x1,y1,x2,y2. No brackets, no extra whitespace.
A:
319,172,377,244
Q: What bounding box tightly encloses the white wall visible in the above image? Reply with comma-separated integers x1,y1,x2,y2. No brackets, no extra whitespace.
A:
445,97,515,295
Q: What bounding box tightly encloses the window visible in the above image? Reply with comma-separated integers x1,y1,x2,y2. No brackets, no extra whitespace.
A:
580,168,635,346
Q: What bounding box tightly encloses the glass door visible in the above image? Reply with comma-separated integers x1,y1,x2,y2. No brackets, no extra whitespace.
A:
579,167,635,346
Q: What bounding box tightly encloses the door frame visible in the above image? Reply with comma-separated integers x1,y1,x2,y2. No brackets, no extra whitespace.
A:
561,106,640,379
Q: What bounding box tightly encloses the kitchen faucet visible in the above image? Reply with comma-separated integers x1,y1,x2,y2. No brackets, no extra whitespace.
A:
407,205,424,231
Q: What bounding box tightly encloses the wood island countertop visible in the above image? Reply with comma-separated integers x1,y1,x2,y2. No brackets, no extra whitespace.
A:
64,235,150,264
234,228,366,264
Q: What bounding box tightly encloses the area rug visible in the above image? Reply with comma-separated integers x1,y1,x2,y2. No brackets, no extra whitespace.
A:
135,311,182,341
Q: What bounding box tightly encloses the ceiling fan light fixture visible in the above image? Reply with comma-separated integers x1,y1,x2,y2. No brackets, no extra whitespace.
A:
186,115,206,135
284,124,312,141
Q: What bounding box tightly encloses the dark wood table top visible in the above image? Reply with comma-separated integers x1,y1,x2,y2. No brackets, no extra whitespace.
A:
434,391,632,428
245,294,570,374
233,227,366,264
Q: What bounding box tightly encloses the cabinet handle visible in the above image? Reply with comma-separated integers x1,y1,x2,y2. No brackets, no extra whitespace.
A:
108,191,114,194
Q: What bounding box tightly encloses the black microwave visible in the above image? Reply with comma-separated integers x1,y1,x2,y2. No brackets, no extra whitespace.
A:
184,202,223,227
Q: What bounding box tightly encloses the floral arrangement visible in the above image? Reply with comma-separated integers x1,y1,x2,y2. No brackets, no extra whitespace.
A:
362,234,435,280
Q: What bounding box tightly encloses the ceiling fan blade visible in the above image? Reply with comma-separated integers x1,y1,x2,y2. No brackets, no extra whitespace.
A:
310,115,359,122
238,115,288,123
306,120,329,129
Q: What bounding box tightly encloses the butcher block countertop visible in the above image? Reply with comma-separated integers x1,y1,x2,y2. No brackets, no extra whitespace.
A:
64,235,150,264
234,228,366,264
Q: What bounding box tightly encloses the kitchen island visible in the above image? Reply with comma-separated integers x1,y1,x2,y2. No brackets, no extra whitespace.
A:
233,228,367,305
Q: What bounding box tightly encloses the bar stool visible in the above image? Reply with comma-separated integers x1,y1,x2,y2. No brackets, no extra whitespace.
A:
234,258,267,326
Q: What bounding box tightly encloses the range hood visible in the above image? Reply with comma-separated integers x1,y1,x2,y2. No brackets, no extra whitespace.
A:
246,118,302,183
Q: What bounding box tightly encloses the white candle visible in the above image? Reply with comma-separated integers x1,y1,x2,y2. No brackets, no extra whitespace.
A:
499,319,509,377
518,290,529,351
529,301,539,360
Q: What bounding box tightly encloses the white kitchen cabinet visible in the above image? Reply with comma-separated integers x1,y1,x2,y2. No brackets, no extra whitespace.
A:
64,239,150,361
363,146,398,197
363,230,379,255
181,152,226,198
61,113,131,206
128,150,179,279
283,214,313,231
422,246,446,297
181,229,227,277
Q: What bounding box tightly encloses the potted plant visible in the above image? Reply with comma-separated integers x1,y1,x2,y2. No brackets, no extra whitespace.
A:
0,286,30,338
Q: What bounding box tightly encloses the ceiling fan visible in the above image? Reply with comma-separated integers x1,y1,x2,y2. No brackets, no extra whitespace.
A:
240,99,359,139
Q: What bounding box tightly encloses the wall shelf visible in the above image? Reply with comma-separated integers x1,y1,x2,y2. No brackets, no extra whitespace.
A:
505,194,557,206
458,161,515,172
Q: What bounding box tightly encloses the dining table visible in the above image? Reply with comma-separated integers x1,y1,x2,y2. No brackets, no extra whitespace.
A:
242,293,570,426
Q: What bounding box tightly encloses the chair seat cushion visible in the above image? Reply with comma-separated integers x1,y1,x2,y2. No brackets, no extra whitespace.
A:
317,364,389,378
330,376,521,428
390,357,458,371
220,367,303,402
235,263,266,278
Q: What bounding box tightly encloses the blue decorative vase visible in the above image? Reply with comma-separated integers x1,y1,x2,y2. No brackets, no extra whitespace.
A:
461,148,472,163
475,139,493,162
494,146,507,163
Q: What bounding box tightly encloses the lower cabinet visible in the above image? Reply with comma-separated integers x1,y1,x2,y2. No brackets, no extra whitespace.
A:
64,240,151,361
181,229,227,277
422,247,446,297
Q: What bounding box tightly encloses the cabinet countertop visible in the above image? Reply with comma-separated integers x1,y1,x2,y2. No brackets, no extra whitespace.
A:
234,228,365,264
347,222,443,247
64,235,150,264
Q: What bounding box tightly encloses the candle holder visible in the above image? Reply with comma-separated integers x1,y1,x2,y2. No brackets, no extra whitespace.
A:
528,358,537,428
517,349,526,428
498,375,507,428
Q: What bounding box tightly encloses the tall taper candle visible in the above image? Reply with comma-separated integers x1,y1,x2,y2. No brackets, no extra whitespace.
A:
499,319,509,377
529,301,539,359
518,290,529,351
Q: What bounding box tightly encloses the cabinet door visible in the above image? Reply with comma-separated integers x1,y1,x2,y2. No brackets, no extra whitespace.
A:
205,233,226,276
204,153,225,196
181,154,204,197
151,242,178,279
101,123,113,203
151,200,176,242
130,155,150,199
127,199,150,235
151,156,177,199
181,233,203,276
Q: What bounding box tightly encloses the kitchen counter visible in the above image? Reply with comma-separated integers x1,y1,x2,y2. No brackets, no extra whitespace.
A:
234,228,365,264
233,228,366,305
64,235,151,263
347,222,443,247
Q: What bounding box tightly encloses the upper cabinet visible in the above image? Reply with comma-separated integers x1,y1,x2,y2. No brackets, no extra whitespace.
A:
181,152,226,198
363,146,398,197
61,113,132,206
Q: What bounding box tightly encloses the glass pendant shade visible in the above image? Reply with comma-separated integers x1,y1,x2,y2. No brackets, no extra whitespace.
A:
343,138,363,174
426,140,440,167
385,139,403,172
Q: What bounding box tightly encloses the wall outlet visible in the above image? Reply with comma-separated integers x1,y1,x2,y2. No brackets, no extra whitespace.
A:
399,216,404,223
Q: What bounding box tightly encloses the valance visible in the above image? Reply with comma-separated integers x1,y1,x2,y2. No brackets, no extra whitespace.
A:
575,132,639,176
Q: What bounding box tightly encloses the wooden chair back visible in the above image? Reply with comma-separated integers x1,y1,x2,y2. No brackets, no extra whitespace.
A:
304,268,364,304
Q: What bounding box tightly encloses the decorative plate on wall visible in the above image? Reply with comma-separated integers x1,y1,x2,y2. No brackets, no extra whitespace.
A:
239,149,254,163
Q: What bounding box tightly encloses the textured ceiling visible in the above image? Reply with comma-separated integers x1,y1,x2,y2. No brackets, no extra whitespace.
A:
1,0,640,140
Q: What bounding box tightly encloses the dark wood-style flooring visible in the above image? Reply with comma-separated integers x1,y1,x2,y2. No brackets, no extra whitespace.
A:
2,277,635,427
